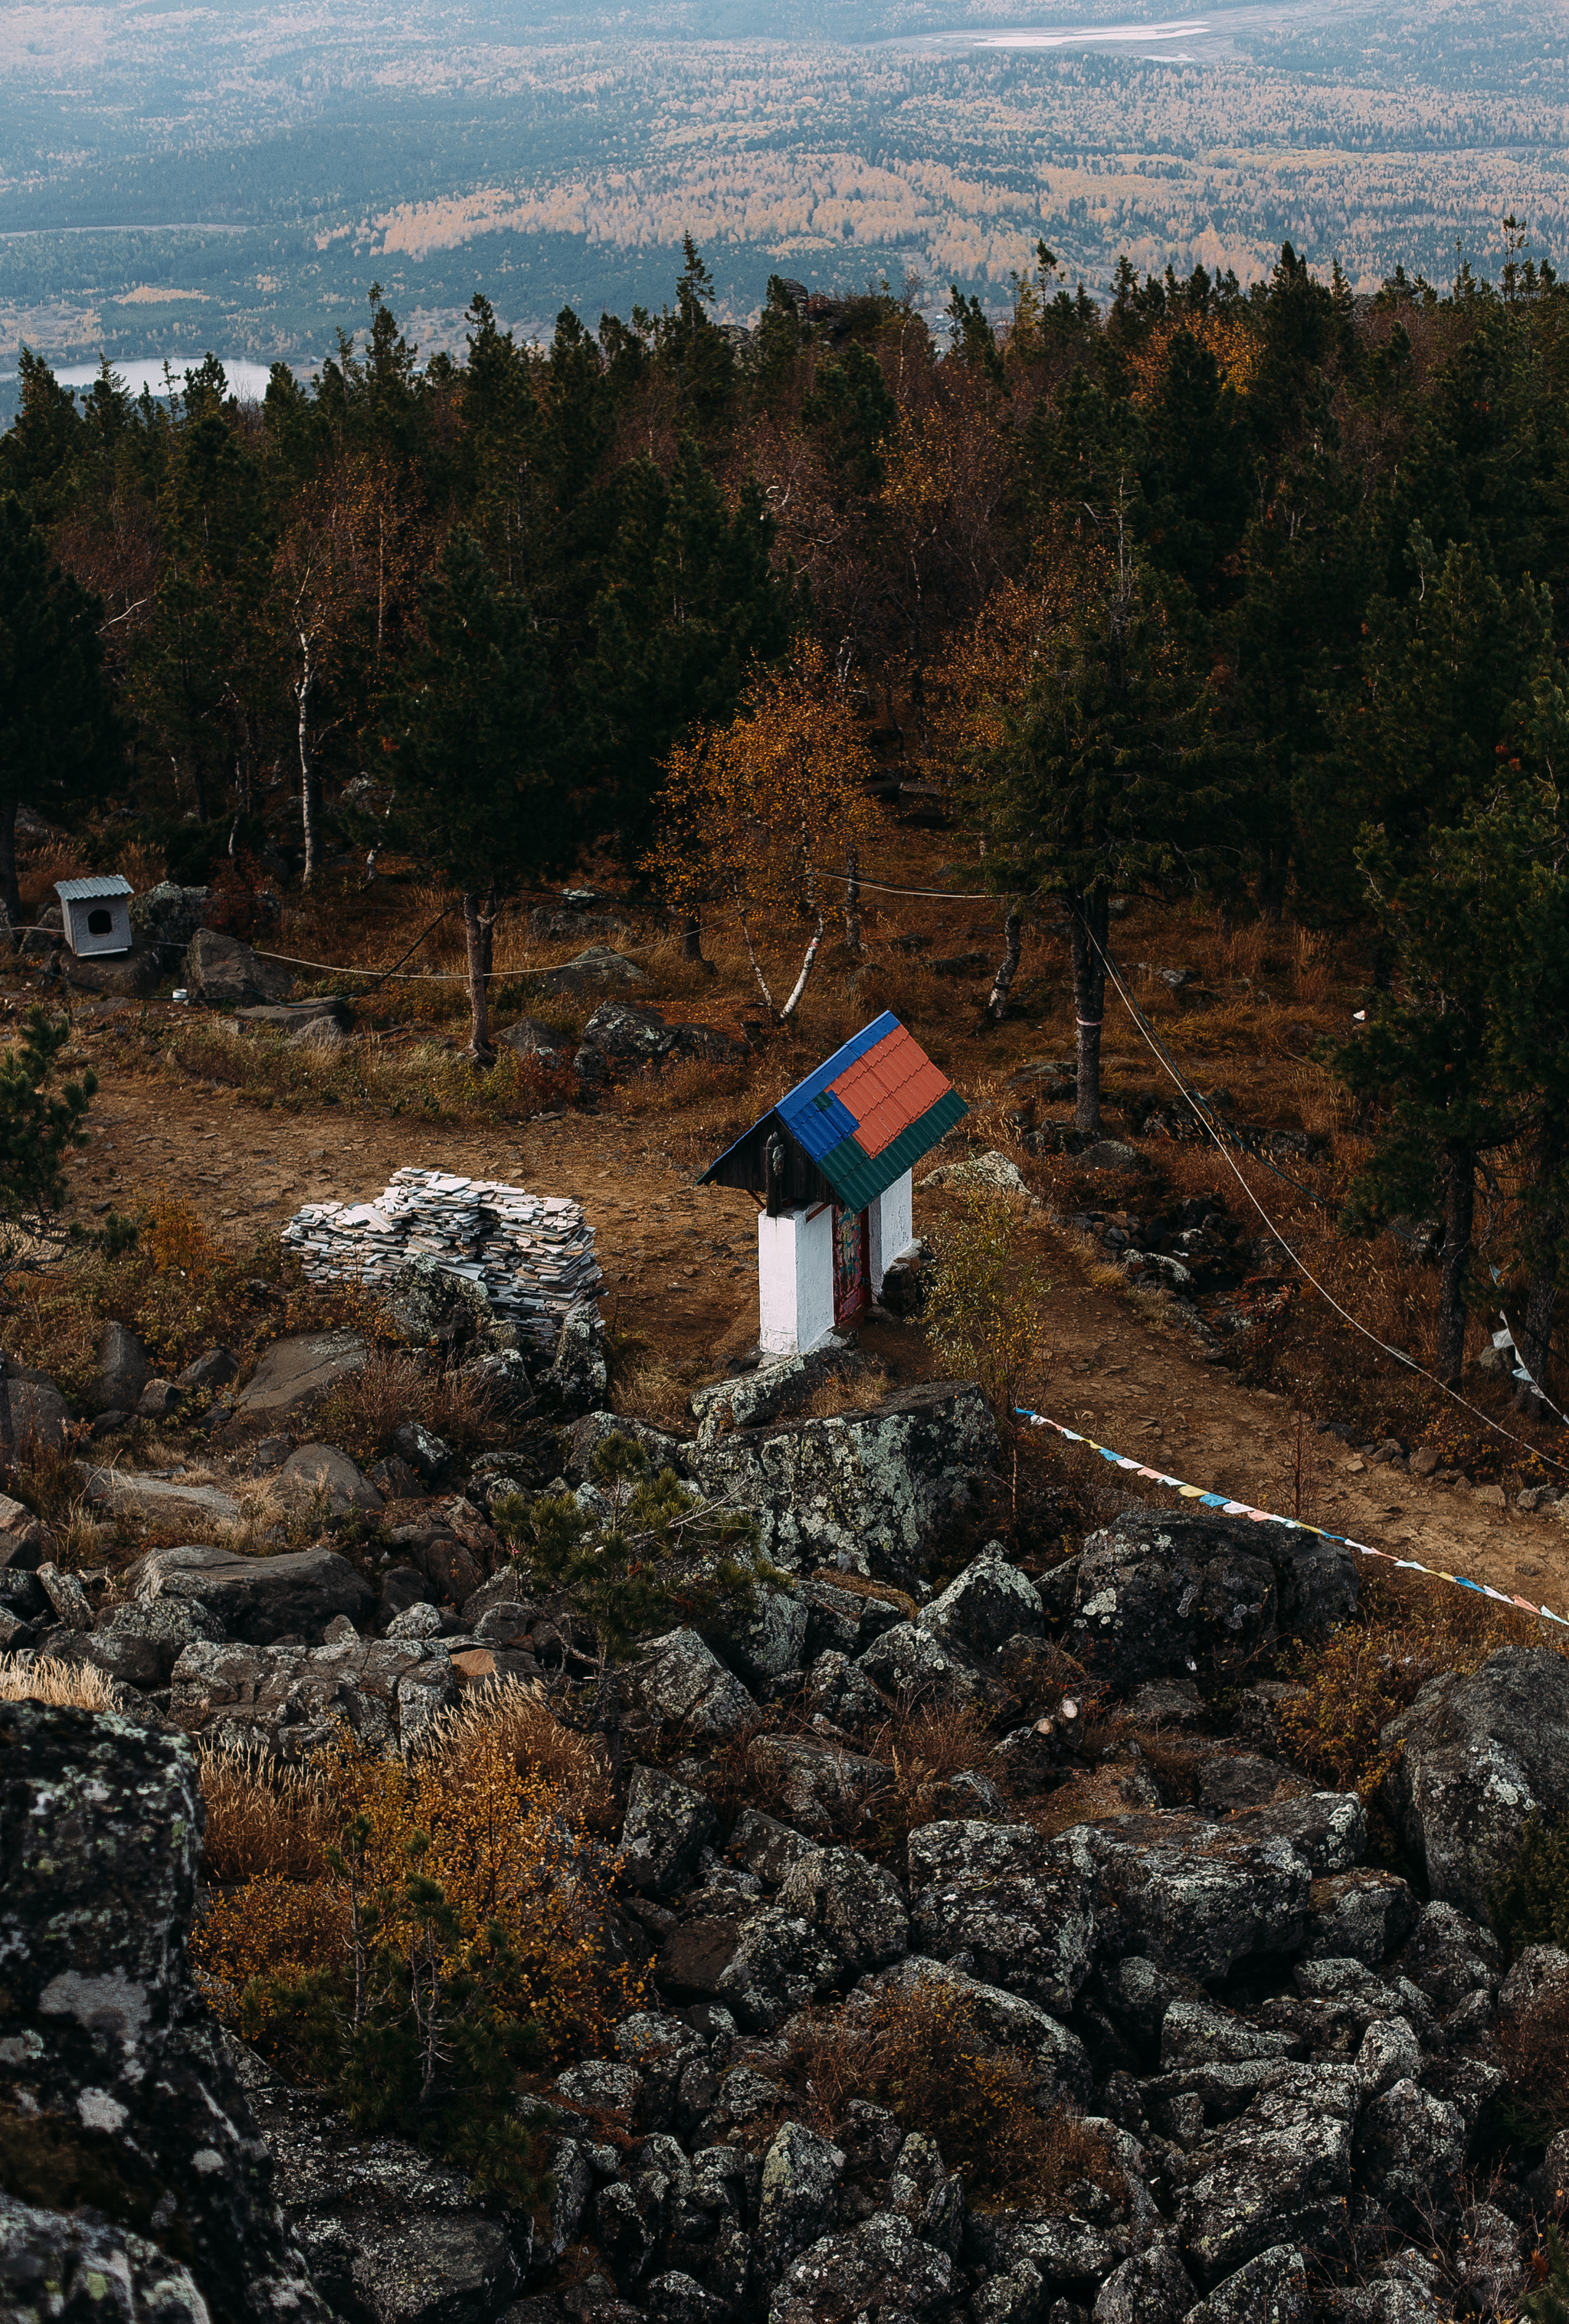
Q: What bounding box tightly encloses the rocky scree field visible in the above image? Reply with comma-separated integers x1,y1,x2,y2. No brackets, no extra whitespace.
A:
6,1273,1569,2323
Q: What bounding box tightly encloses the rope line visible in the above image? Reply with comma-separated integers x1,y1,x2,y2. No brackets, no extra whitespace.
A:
1017,1403,1569,1628
1084,925,1569,1476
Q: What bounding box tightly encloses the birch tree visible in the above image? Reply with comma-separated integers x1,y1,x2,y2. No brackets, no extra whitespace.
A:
648,643,879,1022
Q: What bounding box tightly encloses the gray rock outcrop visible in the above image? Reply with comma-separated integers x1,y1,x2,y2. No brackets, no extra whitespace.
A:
127,1543,376,1644
1381,1645,1569,1920
689,1383,1001,1584
0,1700,330,2322
1058,1508,1358,1691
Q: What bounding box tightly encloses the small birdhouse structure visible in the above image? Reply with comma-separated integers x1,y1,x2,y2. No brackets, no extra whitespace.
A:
699,1012,967,1356
54,874,133,957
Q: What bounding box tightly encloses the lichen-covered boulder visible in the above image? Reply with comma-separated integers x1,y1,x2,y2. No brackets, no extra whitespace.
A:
919,1543,1043,1657
657,1898,843,2031
709,1586,810,1689
620,1766,718,1897
1181,2244,1312,2323
1062,1795,1364,1985
1092,2244,1197,2323
776,1845,909,1975
0,2190,215,2322
755,2122,846,2290
127,1543,375,1645
1059,1509,1357,1694
688,1383,1001,1585
1174,2064,1358,2286
62,1596,227,1691
541,1299,608,1419
858,1621,979,1705
624,1628,756,1740
1352,2077,1468,2231
0,1701,330,2323
167,1636,457,1757
906,1820,1097,2015
1381,1646,1569,1921
769,2211,959,2324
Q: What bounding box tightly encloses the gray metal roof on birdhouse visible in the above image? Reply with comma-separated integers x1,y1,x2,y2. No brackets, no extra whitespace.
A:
54,875,133,902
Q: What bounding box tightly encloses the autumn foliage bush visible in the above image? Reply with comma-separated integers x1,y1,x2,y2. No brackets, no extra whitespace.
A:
192,1686,636,2194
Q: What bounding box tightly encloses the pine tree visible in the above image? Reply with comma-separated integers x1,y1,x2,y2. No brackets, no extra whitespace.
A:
582,437,795,864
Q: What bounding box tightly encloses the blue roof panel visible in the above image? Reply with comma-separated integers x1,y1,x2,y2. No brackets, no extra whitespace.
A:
778,1085,858,1161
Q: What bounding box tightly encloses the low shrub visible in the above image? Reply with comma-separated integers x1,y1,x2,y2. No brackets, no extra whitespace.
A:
491,1432,774,1661
924,1186,1051,1434
782,1979,1124,2208
191,1700,640,2195
1278,1570,1532,1808
1493,1979,1569,2144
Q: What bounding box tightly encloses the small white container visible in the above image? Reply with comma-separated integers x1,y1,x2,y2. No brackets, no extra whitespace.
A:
172,988,190,1004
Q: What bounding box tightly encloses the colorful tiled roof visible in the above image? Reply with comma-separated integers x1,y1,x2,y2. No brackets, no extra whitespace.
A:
701,1012,967,1211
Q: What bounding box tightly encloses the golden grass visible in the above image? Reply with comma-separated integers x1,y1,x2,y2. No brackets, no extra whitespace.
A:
419,1678,615,1827
198,1740,336,1880
614,1353,701,1431
0,1656,125,1710
197,1678,617,1887
804,1363,891,1419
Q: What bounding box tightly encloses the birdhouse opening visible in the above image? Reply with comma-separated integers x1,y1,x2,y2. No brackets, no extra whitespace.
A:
87,908,113,935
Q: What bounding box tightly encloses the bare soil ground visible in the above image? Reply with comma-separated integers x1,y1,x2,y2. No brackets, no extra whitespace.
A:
12,814,1569,1622
57,1043,1569,1621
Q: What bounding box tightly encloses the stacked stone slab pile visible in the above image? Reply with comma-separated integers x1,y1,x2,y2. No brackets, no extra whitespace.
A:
282,1165,601,1341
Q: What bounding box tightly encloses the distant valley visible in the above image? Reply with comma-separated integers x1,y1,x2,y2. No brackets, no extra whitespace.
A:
1,0,1563,401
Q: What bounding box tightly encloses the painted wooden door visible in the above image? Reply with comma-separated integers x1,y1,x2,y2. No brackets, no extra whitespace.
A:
832,1203,870,1324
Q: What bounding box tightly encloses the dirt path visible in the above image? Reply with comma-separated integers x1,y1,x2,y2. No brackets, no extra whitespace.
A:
73,1058,1569,1619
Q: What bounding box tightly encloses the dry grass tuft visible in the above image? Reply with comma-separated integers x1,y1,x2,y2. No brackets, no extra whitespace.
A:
804,1363,891,1419
0,1656,125,1711
198,1681,615,1884
313,1344,503,1468
614,1353,699,1432
782,1979,1126,2207
421,1678,615,1827
199,1741,336,1881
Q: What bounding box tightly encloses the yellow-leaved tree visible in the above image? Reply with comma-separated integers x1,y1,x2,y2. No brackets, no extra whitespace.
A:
647,641,880,1020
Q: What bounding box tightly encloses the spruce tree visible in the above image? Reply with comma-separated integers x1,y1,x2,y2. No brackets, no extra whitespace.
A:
0,496,122,919
381,529,564,1059
982,527,1243,1127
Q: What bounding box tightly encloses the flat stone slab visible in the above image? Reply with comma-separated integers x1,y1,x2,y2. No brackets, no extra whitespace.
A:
237,1331,367,1423
84,1467,242,1534
128,1542,375,1642
235,998,354,1033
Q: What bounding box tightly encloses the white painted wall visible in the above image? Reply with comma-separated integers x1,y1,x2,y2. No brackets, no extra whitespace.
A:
758,1204,837,1354
868,1170,915,1293
64,895,132,957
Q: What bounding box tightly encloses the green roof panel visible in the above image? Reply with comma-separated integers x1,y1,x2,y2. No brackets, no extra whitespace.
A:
816,1087,968,1211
